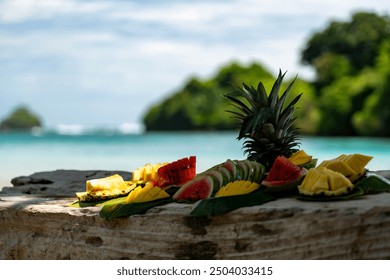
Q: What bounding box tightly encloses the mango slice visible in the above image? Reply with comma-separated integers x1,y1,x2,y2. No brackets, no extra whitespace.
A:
125,182,170,203
215,180,260,197
288,150,313,166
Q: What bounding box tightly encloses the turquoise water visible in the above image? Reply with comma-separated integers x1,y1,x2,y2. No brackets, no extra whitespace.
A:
0,131,389,187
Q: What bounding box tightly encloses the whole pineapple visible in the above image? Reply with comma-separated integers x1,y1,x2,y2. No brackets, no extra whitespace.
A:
225,70,302,170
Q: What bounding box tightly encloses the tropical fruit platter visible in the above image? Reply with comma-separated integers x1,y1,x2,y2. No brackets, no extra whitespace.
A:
70,71,390,219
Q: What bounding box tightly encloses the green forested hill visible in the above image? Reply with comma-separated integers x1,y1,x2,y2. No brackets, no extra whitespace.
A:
143,11,390,137
143,62,317,133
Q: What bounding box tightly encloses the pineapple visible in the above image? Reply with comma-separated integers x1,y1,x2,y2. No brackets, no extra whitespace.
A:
76,174,137,202
225,70,302,170
298,167,354,196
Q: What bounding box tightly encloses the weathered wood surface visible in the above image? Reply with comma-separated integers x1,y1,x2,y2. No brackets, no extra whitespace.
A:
0,170,389,260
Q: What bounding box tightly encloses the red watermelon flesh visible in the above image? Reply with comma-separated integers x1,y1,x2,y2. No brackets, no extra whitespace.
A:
262,156,306,187
173,175,214,201
156,156,196,188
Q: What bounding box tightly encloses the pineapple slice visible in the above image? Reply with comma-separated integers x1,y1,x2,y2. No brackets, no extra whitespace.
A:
318,160,356,177
288,150,312,166
341,154,373,174
298,167,353,196
76,174,136,202
215,180,260,197
125,182,170,203
132,162,168,183
318,153,373,182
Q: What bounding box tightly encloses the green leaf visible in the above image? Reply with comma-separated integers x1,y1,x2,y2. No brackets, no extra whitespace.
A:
355,173,390,194
99,198,172,220
268,69,286,108
257,82,268,107
275,76,297,124
190,190,275,217
69,196,127,208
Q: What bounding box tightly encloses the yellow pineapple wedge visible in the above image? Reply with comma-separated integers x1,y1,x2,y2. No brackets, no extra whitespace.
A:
318,153,373,182
215,180,260,197
132,162,168,183
288,150,312,166
76,174,137,202
125,182,170,203
298,167,354,196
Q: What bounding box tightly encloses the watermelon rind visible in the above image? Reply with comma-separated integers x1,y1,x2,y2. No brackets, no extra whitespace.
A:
237,160,249,181
253,161,266,183
224,159,241,180
172,175,214,202
202,170,224,193
215,166,232,185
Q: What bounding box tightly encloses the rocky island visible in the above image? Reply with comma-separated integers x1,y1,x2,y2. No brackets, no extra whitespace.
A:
0,106,42,132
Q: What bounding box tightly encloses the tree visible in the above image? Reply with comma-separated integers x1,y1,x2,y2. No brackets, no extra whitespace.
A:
302,12,390,86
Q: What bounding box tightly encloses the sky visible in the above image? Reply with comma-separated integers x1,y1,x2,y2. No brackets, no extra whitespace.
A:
1,0,389,131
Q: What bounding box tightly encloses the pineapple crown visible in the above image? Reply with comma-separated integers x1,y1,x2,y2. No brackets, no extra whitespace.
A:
224,69,302,170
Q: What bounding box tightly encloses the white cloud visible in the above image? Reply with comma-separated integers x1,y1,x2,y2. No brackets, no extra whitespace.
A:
0,0,108,22
1,0,389,126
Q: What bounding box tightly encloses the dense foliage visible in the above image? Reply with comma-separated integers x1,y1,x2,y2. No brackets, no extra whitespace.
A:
0,106,42,131
301,11,390,136
143,11,390,137
143,62,316,133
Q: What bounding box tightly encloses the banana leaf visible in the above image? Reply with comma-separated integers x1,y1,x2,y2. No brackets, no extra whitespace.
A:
99,198,172,220
190,190,275,217
355,173,390,194
69,196,127,208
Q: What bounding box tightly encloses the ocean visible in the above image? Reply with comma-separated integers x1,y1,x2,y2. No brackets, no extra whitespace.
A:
1,130,389,188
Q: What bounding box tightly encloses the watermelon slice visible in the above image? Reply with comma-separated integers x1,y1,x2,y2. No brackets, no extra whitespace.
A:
172,175,214,201
262,156,307,192
156,156,196,188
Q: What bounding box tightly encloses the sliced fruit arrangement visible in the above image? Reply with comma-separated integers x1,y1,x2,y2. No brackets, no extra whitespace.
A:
288,150,317,169
125,182,170,203
76,174,136,202
132,162,168,183
262,156,307,193
298,167,354,196
318,153,373,183
173,159,265,202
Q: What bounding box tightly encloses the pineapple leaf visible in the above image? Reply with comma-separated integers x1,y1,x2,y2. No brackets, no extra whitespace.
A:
242,83,260,109
238,115,255,139
224,95,252,115
257,82,268,107
225,109,246,120
268,69,286,108
275,76,297,124
252,108,273,135
281,93,302,116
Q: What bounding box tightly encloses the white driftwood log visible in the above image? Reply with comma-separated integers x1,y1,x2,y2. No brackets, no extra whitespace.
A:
0,170,389,260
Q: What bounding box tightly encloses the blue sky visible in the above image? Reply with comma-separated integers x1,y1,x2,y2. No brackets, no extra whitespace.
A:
1,0,389,131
